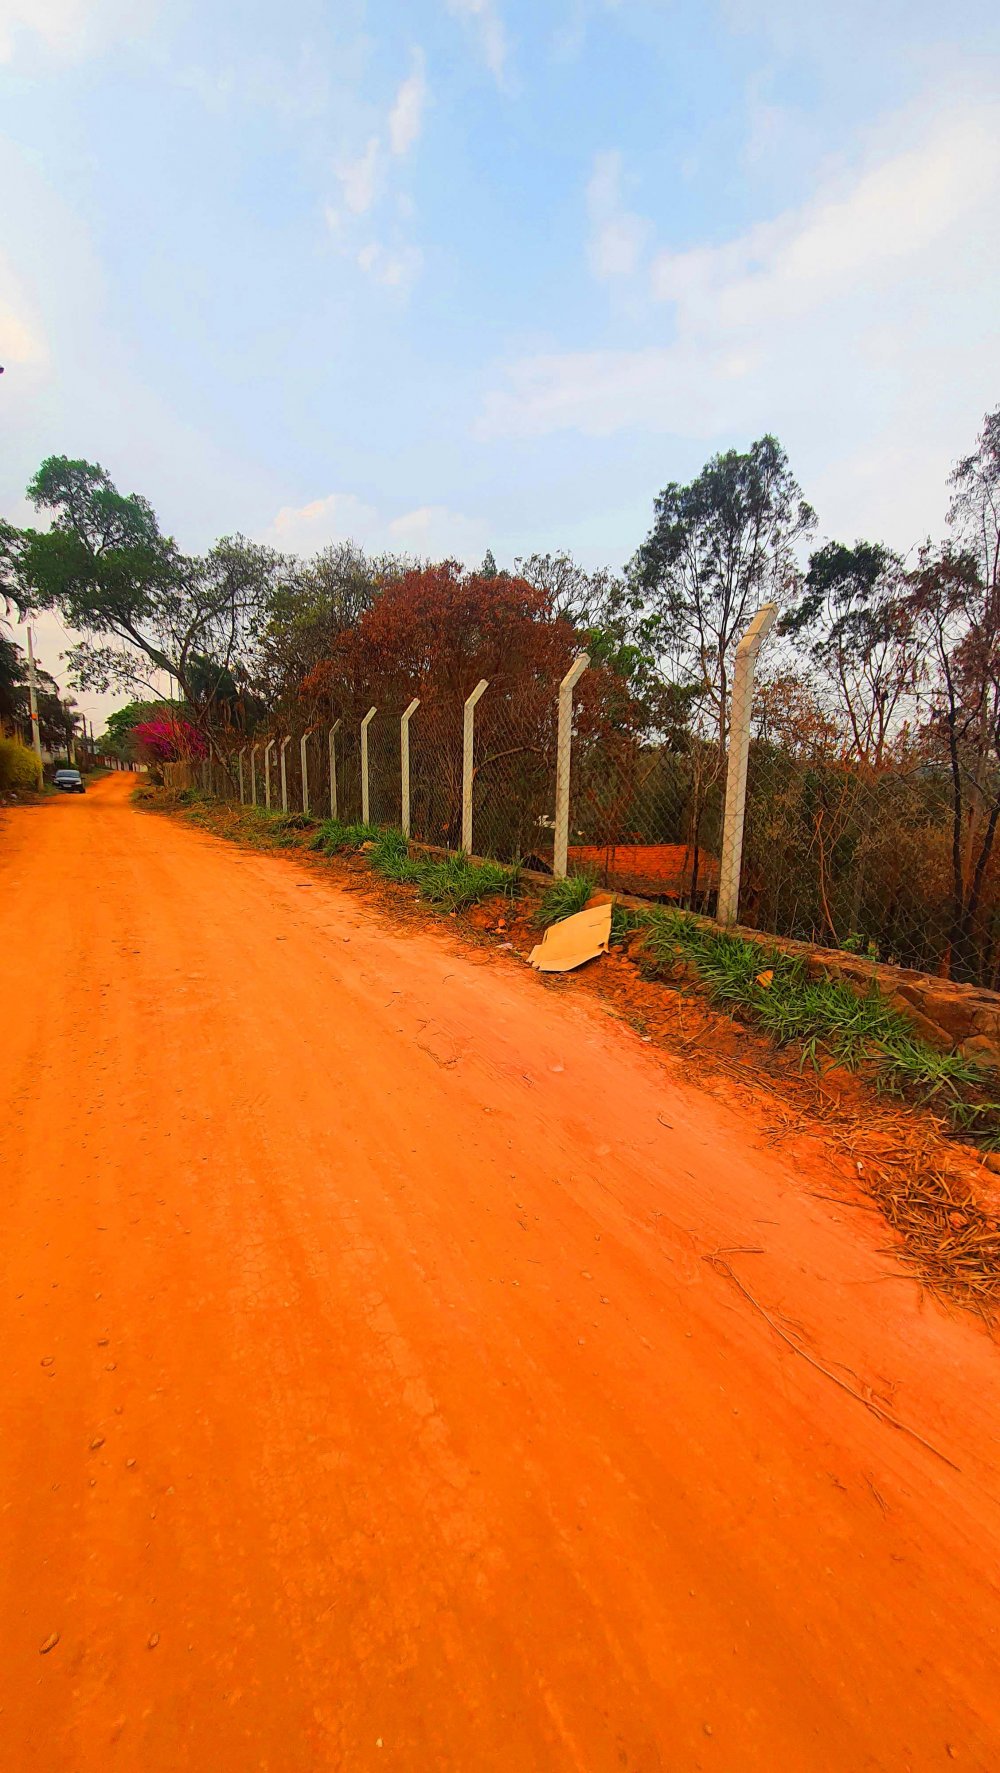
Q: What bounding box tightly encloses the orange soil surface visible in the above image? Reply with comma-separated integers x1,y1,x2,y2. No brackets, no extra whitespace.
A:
2,773,1000,1772
568,843,721,896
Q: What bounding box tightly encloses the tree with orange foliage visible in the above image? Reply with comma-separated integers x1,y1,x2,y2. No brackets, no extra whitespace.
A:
301,561,641,855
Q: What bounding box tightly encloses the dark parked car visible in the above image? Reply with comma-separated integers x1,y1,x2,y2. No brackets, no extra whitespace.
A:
54,769,85,794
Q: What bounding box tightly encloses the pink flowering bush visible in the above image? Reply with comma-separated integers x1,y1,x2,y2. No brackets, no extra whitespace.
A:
132,717,208,762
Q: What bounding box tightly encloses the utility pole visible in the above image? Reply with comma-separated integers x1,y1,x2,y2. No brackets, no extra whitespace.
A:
26,627,43,773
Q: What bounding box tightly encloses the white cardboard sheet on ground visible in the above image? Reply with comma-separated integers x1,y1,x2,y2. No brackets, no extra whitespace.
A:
528,902,612,973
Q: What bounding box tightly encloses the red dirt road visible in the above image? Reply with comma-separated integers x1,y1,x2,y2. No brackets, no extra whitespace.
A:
3,775,1000,1771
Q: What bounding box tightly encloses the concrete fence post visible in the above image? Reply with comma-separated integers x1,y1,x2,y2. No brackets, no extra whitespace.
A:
300,728,315,817
717,603,778,926
264,738,276,810
237,746,247,804
553,652,589,880
279,734,291,813
360,706,376,826
250,744,260,806
328,719,341,820
462,679,489,855
400,698,420,838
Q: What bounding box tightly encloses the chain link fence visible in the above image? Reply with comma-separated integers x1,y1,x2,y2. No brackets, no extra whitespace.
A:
183,617,1000,991
568,731,723,910
739,748,1000,987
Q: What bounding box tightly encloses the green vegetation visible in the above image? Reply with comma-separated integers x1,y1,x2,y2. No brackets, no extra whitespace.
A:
643,910,1000,1142
610,903,644,945
307,815,519,910
537,870,597,926
364,824,520,913
0,735,42,791
401,850,520,913
308,818,381,853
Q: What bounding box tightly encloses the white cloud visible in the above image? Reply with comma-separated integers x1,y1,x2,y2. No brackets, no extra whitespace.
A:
389,49,428,157
261,493,486,564
0,0,154,62
478,100,1000,549
265,493,381,555
356,240,423,291
326,52,427,283
446,0,510,88
586,149,650,280
648,109,999,327
335,136,381,216
387,504,487,558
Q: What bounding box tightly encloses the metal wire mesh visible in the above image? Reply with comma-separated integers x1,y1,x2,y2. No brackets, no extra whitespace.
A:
407,702,463,849
470,690,557,866
739,747,1000,986
568,732,724,909
189,629,1000,993
366,709,403,830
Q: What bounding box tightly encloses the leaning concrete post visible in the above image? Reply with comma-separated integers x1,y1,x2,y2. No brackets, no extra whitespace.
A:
360,707,377,825
250,744,260,805
237,746,247,804
328,719,341,819
300,728,315,817
462,679,489,855
717,603,778,925
400,698,420,838
553,652,589,880
264,738,276,810
279,734,291,813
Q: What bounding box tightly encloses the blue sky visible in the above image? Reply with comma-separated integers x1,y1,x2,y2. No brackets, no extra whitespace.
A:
2,0,998,723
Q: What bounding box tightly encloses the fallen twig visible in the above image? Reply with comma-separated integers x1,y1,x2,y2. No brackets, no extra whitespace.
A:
706,1253,961,1473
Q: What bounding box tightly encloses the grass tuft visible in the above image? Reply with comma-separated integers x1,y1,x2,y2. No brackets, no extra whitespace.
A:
537,870,597,926
308,819,521,912
308,818,382,853
642,909,1000,1143
396,848,521,913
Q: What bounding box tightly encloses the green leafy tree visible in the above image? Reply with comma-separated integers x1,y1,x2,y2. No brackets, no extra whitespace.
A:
515,548,692,738
0,632,79,752
11,457,281,759
34,665,80,755
257,542,395,712
780,540,919,768
0,631,27,725
949,405,1000,598
0,519,33,619
904,543,996,978
98,699,173,760
896,408,1000,977
632,435,815,752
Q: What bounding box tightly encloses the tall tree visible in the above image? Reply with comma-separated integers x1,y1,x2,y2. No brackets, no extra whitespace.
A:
780,540,919,768
302,563,641,853
905,543,998,979
0,631,27,726
515,548,691,736
12,457,281,755
905,407,1000,976
949,405,1000,598
257,542,393,711
0,634,80,752
631,435,815,751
